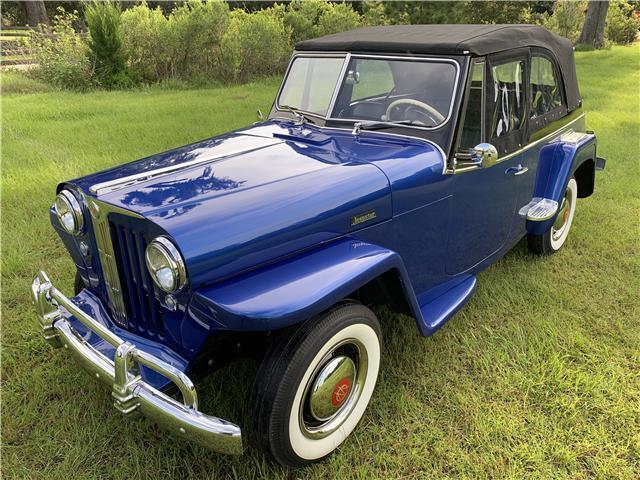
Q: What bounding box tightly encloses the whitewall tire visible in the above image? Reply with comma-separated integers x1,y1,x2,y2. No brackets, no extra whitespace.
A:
528,177,578,255
250,302,381,468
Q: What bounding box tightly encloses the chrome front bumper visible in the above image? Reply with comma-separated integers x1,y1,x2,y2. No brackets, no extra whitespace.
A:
30,271,242,455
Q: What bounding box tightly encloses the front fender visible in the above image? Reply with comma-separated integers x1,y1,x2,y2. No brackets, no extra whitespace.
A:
189,238,418,332
527,132,596,236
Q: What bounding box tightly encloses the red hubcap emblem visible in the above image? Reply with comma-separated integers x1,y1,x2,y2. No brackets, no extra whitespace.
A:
331,378,352,407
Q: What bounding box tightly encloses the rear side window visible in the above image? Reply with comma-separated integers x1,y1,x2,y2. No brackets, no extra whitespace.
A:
530,55,563,117
490,60,525,138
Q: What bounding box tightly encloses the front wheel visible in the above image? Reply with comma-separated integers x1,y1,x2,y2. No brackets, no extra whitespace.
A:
250,302,382,468
528,177,578,255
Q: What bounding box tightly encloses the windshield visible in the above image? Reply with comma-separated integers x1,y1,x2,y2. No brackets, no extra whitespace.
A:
277,55,458,128
278,56,344,116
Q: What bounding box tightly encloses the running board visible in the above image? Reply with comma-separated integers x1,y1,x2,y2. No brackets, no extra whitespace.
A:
518,197,559,221
415,275,477,335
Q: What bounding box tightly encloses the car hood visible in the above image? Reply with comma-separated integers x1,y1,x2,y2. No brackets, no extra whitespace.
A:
70,121,434,286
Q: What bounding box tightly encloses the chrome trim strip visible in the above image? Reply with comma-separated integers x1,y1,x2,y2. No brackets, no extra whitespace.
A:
89,138,282,196
326,52,352,117
447,113,586,174
31,271,243,455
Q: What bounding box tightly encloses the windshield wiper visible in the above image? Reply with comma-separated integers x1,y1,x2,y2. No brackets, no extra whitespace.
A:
352,120,416,135
278,105,316,125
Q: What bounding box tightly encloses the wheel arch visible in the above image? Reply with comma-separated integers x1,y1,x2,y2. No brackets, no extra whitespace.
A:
573,157,595,198
189,239,425,335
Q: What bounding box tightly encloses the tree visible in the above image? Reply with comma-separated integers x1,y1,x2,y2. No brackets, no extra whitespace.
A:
21,0,49,27
578,1,610,48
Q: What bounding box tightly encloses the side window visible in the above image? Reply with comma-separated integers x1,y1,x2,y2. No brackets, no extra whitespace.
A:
490,60,525,138
458,61,484,150
530,55,562,117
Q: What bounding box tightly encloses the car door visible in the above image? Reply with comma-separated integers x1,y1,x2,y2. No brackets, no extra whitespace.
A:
446,52,530,275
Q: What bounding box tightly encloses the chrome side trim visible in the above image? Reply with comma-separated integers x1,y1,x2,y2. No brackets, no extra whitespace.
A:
30,271,242,455
447,113,586,174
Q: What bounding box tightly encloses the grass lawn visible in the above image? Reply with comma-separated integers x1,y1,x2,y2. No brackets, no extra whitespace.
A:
2,45,639,479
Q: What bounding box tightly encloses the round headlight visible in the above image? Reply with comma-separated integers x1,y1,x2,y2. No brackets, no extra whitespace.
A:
145,237,187,293
54,190,83,235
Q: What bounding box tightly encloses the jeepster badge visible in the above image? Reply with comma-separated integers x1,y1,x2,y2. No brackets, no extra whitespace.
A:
351,210,377,226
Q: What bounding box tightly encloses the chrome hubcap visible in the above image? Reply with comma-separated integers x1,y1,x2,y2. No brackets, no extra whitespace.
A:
309,356,356,421
552,193,572,240
300,339,367,439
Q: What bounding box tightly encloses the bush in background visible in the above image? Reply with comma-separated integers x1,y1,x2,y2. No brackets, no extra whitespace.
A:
534,0,586,43
26,8,93,90
221,5,290,82
167,0,230,78
606,0,640,45
284,0,361,44
121,0,229,83
84,1,129,87
23,0,640,92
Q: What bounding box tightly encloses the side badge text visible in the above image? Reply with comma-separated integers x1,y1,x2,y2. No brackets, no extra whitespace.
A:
351,211,377,227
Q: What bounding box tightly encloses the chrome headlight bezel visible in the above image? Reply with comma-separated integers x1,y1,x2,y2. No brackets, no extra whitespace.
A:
145,236,187,293
54,190,84,235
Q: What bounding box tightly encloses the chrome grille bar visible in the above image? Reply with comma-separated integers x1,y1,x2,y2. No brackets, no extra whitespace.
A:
83,195,144,328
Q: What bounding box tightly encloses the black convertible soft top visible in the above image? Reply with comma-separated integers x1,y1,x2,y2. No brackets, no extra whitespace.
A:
297,24,581,111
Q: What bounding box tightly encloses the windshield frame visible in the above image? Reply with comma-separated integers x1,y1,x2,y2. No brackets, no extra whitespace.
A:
274,52,462,132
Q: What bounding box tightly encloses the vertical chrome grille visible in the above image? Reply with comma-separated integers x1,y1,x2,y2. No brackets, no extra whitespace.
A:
110,218,164,337
85,196,163,337
89,199,128,327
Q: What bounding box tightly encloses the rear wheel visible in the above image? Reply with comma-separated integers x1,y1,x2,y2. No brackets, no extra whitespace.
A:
250,302,382,468
528,177,578,255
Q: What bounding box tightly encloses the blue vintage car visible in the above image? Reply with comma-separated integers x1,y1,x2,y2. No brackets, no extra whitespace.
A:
32,25,605,467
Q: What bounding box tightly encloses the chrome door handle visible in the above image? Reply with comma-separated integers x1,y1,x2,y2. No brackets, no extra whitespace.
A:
507,164,529,176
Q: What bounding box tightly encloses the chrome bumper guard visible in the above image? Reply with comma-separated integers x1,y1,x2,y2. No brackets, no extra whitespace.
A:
30,271,242,455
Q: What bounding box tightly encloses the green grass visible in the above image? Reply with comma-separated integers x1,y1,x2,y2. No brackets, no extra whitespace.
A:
2,45,639,479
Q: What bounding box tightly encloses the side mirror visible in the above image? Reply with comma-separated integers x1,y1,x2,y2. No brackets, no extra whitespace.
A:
256,109,264,121
471,143,498,168
345,70,360,85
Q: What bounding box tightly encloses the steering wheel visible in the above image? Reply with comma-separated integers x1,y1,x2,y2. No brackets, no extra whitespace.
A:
385,99,445,126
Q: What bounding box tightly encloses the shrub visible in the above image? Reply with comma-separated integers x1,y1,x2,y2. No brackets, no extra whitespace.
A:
84,1,128,87
314,2,362,37
285,0,362,44
284,0,331,44
361,1,389,26
26,8,93,90
540,0,586,43
167,0,230,78
606,0,640,44
121,0,230,83
220,6,291,82
121,3,171,81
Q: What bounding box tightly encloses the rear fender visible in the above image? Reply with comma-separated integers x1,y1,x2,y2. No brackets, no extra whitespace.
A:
527,132,596,236
189,238,424,333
